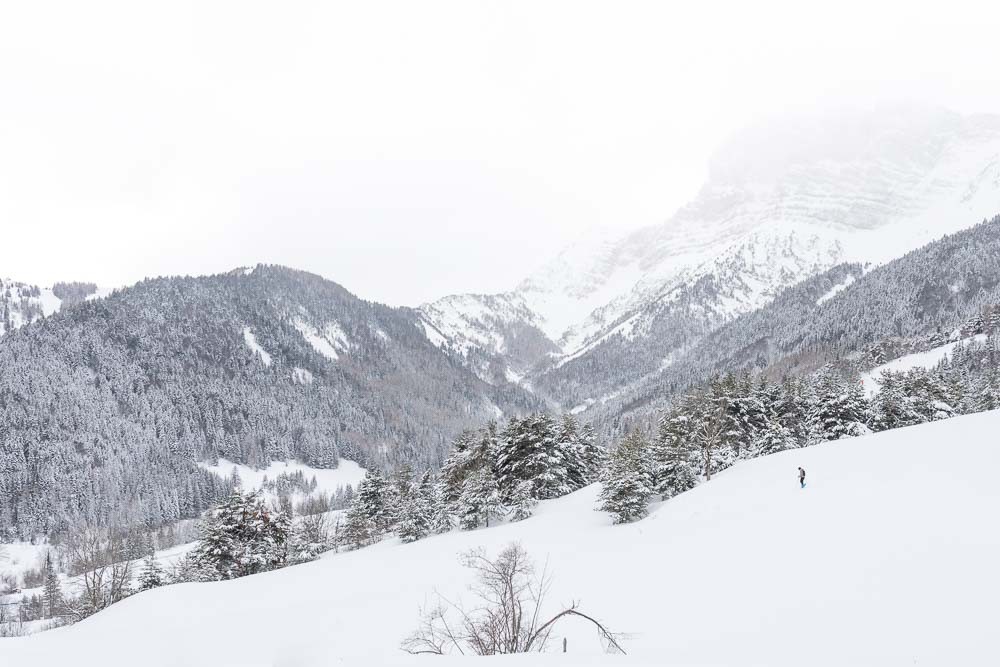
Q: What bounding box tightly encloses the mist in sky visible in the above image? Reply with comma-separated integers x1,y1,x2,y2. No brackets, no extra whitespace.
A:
2,0,999,305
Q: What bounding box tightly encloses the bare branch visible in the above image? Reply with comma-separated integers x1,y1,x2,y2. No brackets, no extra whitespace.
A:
401,542,625,656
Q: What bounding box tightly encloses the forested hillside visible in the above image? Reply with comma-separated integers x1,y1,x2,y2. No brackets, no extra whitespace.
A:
590,215,1000,430
0,266,540,539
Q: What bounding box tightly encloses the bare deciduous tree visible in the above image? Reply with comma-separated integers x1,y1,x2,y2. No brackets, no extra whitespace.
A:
402,542,625,656
697,411,726,481
62,527,134,621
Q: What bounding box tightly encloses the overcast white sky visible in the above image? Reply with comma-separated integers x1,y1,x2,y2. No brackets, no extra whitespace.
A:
2,1,1000,305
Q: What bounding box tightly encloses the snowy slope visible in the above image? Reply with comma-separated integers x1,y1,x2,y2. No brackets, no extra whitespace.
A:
0,278,62,335
196,458,366,497
6,410,1000,666
421,107,1000,389
860,334,988,396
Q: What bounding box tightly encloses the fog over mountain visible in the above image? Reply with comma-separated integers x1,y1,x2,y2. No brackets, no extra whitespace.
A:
421,106,1000,412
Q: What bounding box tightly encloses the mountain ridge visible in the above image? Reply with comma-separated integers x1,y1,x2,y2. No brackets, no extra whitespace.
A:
420,106,1000,410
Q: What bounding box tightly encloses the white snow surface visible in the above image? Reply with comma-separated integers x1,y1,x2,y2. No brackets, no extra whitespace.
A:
291,367,314,384
860,335,988,396
293,318,350,361
196,458,366,497
0,541,52,582
242,327,272,366
7,410,1000,666
816,274,856,305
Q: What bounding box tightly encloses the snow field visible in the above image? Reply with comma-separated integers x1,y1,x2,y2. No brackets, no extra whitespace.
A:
5,410,1000,666
860,334,987,396
196,458,366,499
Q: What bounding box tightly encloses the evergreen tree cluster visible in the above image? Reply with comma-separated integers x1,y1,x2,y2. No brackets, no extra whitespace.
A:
599,335,1000,523
0,265,541,540
566,216,1000,437
187,489,292,581
341,414,606,547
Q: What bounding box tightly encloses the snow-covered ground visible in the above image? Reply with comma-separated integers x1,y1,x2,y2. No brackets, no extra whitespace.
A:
196,458,366,497
242,327,273,366
860,334,987,396
5,410,1000,666
0,541,51,584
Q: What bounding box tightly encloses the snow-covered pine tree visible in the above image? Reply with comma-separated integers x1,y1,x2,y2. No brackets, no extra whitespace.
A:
811,366,870,440
137,555,167,592
507,480,537,521
388,464,416,527
42,552,63,618
342,469,394,549
868,371,920,432
777,376,823,447
458,467,505,530
429,482,456,535
556,414,589,491
496,414,570,501
652,408,699,499
340,502,373,550
357,469,394,534
440,425,498,504
969,366,1000,413
698,377,740,473
749,416,797,457
398,471,434,543
189,489,291,580
579,422,607,484
439,430,477,503
598,431,654,523
902,369,956,422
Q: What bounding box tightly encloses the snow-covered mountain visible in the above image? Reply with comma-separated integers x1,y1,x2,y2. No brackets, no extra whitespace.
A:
0,265,542,539
6,409,999,666
420,106,1000,402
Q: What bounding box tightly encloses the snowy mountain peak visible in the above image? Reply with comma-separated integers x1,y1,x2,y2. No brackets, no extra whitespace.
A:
421,107,1000,394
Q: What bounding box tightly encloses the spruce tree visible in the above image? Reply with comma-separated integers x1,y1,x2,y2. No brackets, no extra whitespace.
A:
598,431,654,523
458,467,504,530
341,501,374,550
579,422,607,484
811,367,870,440
398,472,434,543
508,480,537,521
137,555,167,591
869,371,918,431
42,552,63,618
496,414,570,501
749,417,796,457
653,409,699,499
189,489,291,580
342,469,394,549
429,482,456,535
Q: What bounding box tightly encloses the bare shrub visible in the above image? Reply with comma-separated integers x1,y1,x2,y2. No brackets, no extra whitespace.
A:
62,527,134,621
402,542,625,656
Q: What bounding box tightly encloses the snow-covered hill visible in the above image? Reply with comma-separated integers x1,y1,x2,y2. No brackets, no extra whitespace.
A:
0,278,62,335
6,409,999,666
0,278,108,337
421,107,1000,397
860,334,989,397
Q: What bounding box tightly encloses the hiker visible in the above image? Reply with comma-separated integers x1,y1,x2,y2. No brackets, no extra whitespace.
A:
798,467,806,489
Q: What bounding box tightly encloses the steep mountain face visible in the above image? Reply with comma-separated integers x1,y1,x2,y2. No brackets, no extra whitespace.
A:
422,107,1000,409
0,266,540,538
590,215,1000,432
